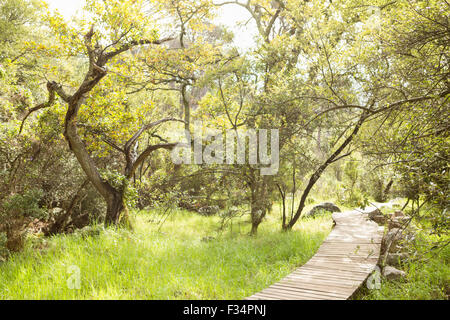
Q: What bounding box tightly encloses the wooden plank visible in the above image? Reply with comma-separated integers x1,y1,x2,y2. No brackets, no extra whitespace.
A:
288,273,367,284
316,244,380,250
301,261,376,272
290,269,369,281
297,264,375,275
247,293,324,300
256,286,343,300
281,275,363,287
276,285,358,298
256,291,337,301
273,280,356,294
323,239,382,244
313,253,380,258
268,283,348,299
304,260,377,269
250,292,322,300
307,256,379,263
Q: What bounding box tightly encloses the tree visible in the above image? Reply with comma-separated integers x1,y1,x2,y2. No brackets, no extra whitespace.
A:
358,0,449,239
212,0,371,231
0,0,101,248
220,0,449,231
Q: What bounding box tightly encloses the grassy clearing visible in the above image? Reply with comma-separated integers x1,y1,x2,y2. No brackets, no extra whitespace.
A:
0,209,333,299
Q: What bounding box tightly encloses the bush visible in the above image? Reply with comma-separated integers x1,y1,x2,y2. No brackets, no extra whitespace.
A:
1,189,47,220
0,189,47,252
0,232,8,260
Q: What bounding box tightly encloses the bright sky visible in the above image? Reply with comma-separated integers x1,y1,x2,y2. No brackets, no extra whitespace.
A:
45,0,257,51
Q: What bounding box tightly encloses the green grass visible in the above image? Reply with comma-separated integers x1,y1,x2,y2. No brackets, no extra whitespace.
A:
352,200,450,300
0,209,333,299
354,232,450,300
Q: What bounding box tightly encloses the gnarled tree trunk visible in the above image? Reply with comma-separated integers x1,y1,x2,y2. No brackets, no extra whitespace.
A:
105,191,128,226
23,27,177,228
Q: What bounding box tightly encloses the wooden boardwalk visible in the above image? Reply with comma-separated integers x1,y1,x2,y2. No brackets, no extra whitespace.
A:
246,207,385,300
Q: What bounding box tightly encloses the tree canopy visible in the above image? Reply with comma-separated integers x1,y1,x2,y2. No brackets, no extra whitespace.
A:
0,0,448,245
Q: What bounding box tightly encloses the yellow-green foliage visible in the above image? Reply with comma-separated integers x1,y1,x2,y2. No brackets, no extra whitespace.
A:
0,209,333,299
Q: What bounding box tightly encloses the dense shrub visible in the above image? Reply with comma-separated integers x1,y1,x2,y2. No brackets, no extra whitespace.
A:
0,189,47,252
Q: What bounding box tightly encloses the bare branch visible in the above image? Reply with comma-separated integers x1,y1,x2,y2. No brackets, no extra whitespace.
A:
124,118,185,152
129,143,178,177
19,81,70,134
101,37,175,64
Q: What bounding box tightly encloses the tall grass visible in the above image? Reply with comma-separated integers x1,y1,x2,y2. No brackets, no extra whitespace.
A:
353,207,450,301
0,209,333,299
354,237,449,300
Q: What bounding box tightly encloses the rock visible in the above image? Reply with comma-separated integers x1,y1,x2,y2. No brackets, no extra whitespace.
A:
368,209,387,224
388,219,403,229
388,215,410,229
198,205,220,216
382,265,406,281
393,210,405,218
404,232,416,244
386,253,408,266
305,202,341,217
389,244,406,253
382,228,404,253
368,209,382,218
